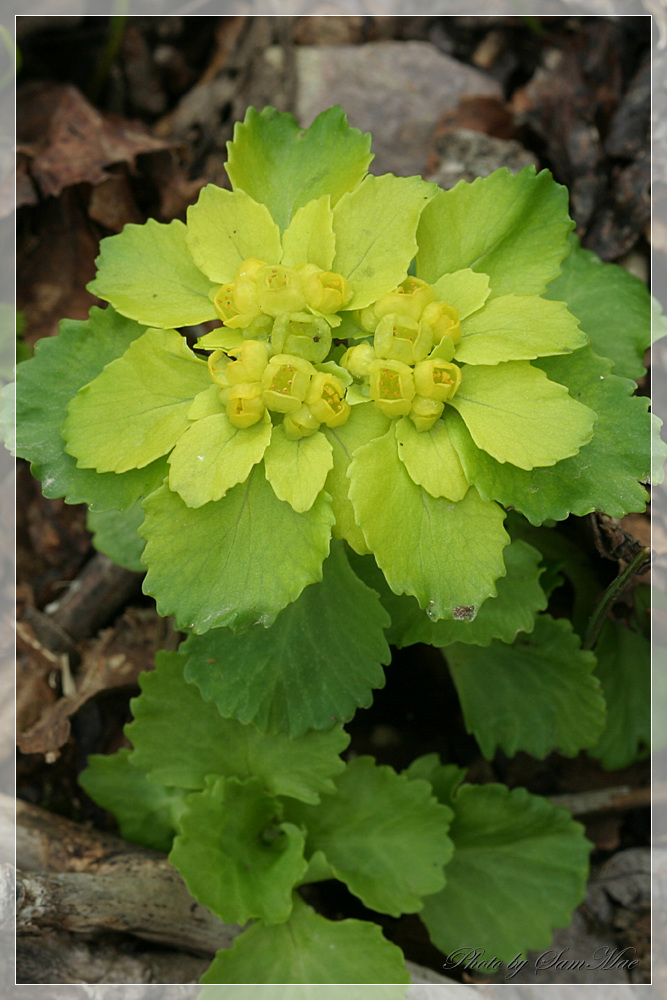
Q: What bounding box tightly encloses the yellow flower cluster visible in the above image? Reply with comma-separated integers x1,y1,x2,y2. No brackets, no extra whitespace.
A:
208,340,350,438
342,277,463,431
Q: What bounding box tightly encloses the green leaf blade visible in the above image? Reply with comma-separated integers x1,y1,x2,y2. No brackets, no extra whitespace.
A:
88,219,217,328
395,416,469,501
263,426,334,513
225,106,373,232
420,783,591,963
201,896,410,984
289,757,453,917
455,295,588,365
589,619,650,770
416,166,574,298
446,615,605,759
64,328,211,474
448,361,596,470
15,308,167,511
182,542,389,737
449,348,651,523
349,428,509,621
185,186,282,283
127,651,349,804
545,240,650,379
170,776,307,925
79,749,186,853
140,469,334,632
168,411,272,508
332,174,436,310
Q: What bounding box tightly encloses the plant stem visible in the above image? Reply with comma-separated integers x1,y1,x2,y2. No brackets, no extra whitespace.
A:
583,545,651,650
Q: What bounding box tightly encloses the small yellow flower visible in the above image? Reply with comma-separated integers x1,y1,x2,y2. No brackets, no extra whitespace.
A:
369,359,416,418
261,354,314,413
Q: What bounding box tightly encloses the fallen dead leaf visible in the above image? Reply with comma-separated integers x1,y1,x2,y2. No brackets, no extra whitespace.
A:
17,81,170,201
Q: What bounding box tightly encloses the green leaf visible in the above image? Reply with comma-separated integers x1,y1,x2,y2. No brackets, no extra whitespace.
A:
420,783,591,963
15,308,167,511
288,756,453,917
79,749,186,853
332,174,435,310
263,425,334,513
168,411,272,508
449,348,651,523
280,195,336,270
589,619,650,770
386,539,547,648
64,328,210,474
182,542,389,737
416,166,573,298
140,467,334,632
185,186,282,283
201,895,410,984
455,295,587,365
545,240,650,379
448,361,596,470
170,776,307,925
431,269,490,320
87,502,145,571
127,651,348,804
324,402,390,554
446,615,605,759
395,416,469,502
225,106,373,232
88,219,217,328
348,427,509,621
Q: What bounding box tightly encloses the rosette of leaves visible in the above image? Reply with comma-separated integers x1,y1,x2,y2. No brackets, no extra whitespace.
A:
15,105,652,645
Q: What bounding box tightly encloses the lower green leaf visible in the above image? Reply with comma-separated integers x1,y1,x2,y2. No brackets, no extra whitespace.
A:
288,756,453,917
79,749,186,853
15,307,165,511
140,467,335,632
87,502,146,572
182,542,389,737
200,895,410,984
419,783,591,963
127,651,349,805
349,427,509,621
589,618,650,770
170,776,307,925
445,615,605,759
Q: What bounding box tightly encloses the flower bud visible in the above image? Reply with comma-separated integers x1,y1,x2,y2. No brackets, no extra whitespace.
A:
212,282,240,324
373,277,435,324
256,265,307,317
340,342,375,380
225,382,265,429
409,394,444,432
413,359,462,402
261,354,314,413
283,404,321,440
306,372,351,427
271,313,332,363
208,349,230,387
299,265,352,314
374,313,433,366
421,300,462,347
369,359,415,418
226,339,270,384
